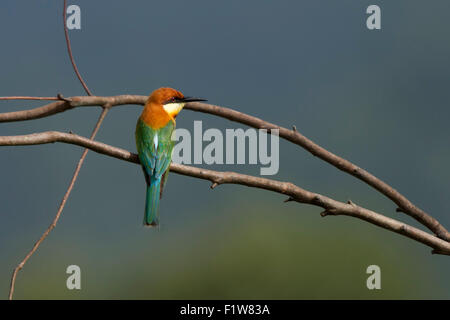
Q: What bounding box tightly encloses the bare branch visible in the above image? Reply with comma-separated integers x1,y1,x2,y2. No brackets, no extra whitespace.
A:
1,130,449,256
185,101,450,241
0,95,144,123
1,94,447,241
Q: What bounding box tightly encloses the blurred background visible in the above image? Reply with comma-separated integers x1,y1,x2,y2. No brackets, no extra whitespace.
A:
1,0,449,299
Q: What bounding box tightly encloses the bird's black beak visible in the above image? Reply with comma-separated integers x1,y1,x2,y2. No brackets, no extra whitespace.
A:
178,97,207,103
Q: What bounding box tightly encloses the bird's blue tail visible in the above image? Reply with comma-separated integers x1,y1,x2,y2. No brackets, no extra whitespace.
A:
144,178,161,227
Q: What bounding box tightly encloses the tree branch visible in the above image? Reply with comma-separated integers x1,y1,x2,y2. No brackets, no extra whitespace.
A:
1,131,449,255
1,94,448,241
0,96,61,101
0,95,144,122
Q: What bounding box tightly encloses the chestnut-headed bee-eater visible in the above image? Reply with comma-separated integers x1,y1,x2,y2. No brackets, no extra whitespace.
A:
135,87,206,226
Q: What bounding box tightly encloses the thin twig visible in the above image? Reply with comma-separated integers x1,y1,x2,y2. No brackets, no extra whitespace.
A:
63,0,93,96
0,97,61,101
1,130,449,256
7,108,108,300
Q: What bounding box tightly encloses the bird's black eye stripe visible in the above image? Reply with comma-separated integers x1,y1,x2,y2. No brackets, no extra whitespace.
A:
164,97,178,104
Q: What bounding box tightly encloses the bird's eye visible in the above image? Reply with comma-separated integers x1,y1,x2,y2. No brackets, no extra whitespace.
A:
171,97,175,102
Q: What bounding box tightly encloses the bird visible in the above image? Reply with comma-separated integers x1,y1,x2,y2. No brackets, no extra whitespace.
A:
135,87,206,226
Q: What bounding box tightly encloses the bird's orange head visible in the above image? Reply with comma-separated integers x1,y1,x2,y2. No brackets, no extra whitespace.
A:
140,87,206,129
147,87,184,106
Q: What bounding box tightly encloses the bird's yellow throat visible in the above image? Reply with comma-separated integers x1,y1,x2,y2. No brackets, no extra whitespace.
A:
163,102,185,118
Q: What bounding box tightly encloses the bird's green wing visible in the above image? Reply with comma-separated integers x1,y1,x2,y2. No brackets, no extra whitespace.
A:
135,119,175,181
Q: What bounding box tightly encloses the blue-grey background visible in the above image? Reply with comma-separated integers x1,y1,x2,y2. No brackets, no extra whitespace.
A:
1,1,449,299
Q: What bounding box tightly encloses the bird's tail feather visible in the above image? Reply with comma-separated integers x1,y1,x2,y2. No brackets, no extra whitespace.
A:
144,178,161,227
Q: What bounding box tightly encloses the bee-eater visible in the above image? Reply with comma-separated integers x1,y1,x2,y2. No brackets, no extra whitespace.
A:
135,87,206,226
